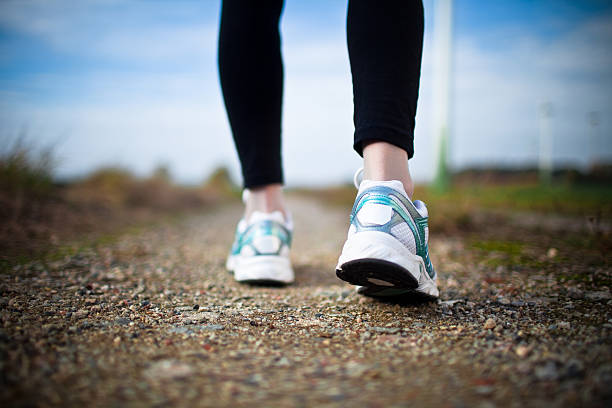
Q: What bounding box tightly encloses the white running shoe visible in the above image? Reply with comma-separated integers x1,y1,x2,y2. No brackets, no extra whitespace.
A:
335,169,439,299
226,210,294,285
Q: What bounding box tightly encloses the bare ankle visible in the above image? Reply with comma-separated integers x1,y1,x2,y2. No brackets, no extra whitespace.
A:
245,184,287,220
362,141,414,198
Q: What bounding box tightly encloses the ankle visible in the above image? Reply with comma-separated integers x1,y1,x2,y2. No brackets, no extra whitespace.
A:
244,184,287,220
362,141,415,199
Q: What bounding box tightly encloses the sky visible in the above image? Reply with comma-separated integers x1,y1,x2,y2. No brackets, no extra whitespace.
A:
1,0,611,186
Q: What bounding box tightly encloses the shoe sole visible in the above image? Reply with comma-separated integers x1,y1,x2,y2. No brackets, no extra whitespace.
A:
230,255,294,285
356,285,438,302
336,258,419,289
336,231,439,299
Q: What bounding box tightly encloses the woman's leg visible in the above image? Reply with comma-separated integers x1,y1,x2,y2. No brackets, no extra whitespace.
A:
347,0,424,198
337,0,438,299
219,0,293,284
218,0,287,217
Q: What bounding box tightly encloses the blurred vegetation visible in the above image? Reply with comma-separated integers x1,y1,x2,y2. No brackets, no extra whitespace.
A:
2,135,610,278
294,170,612,236
0,138,239,267
0,138,56,218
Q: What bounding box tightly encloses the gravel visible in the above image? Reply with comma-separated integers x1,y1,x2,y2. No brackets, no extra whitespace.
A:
1,196,610,407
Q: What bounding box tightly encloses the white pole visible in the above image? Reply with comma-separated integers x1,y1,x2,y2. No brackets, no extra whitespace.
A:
538,102,553,184
588,111,600,168
432,0,453,191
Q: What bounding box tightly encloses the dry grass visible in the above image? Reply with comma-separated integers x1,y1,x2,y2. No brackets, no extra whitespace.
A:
0,140,238,267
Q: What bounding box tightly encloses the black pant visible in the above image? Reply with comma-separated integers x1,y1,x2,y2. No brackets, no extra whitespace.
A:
219,0,424,188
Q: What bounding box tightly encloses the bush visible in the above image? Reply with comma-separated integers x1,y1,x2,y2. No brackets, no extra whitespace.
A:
0,137,55,200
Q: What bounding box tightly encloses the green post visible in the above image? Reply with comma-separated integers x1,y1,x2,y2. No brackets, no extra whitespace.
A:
431,0,453,193
433,127,450,192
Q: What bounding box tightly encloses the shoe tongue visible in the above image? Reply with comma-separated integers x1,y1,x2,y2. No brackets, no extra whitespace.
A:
248,210,286,225
358,179,408,198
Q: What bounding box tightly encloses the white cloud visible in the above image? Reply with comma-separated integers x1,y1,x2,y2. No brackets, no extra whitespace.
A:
0,0,218,62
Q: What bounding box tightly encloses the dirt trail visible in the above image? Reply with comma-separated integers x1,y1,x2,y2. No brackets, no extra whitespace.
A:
1,196,611,407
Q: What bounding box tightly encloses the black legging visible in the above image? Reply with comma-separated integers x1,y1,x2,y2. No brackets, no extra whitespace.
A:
219,0,424,189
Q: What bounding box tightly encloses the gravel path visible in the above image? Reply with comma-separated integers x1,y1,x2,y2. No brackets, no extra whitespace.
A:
1,196,611,407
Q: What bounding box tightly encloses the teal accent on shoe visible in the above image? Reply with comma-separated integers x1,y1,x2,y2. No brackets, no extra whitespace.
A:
350,186,436,280
231,219,292,257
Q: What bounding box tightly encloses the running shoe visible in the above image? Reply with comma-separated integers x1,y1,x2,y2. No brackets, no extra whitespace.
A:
335,169,439,299
226,209,294,285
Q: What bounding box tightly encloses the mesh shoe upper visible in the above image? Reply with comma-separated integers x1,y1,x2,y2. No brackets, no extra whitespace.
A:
229,211,292,261
348,180,436,281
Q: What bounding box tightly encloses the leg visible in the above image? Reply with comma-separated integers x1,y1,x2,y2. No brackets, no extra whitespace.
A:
218,0,286,217
347,0,424,198
219,0,293,284
337,0,438,299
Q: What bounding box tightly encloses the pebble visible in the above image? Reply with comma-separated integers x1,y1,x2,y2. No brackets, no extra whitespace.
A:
74,309,88,319
344,361,368,378
144,360,194,381
3,194,611,408
483,318,496,330
368,326,400,334
558,321,570,330
515,345,530,358
535,361,560,381
585,291,611,301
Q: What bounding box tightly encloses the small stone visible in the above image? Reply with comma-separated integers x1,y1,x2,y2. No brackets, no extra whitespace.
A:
535,361,559,381
368,326,400,334
201,324,224,331
275,357,291,367
585,291,611,301
474,385,494,395
74,309,89,319
43,323,60,333
565,359,584,378
115,317,131,326
515,345,530,358
439,299,463,306
193,304,199,310
113,336,121,345
144,360,194,381
483,318,496,330
558,321,570,330
567,288,584,299
546,248,558,258
345,361,368,378
79,320,93,330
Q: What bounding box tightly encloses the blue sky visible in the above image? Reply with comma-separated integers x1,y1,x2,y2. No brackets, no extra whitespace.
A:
1,0,611,185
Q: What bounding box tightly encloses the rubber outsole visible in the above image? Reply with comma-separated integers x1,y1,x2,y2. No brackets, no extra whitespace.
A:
356,285,438,303
336,258,419,290
236,279,289,287
230,255,294,285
